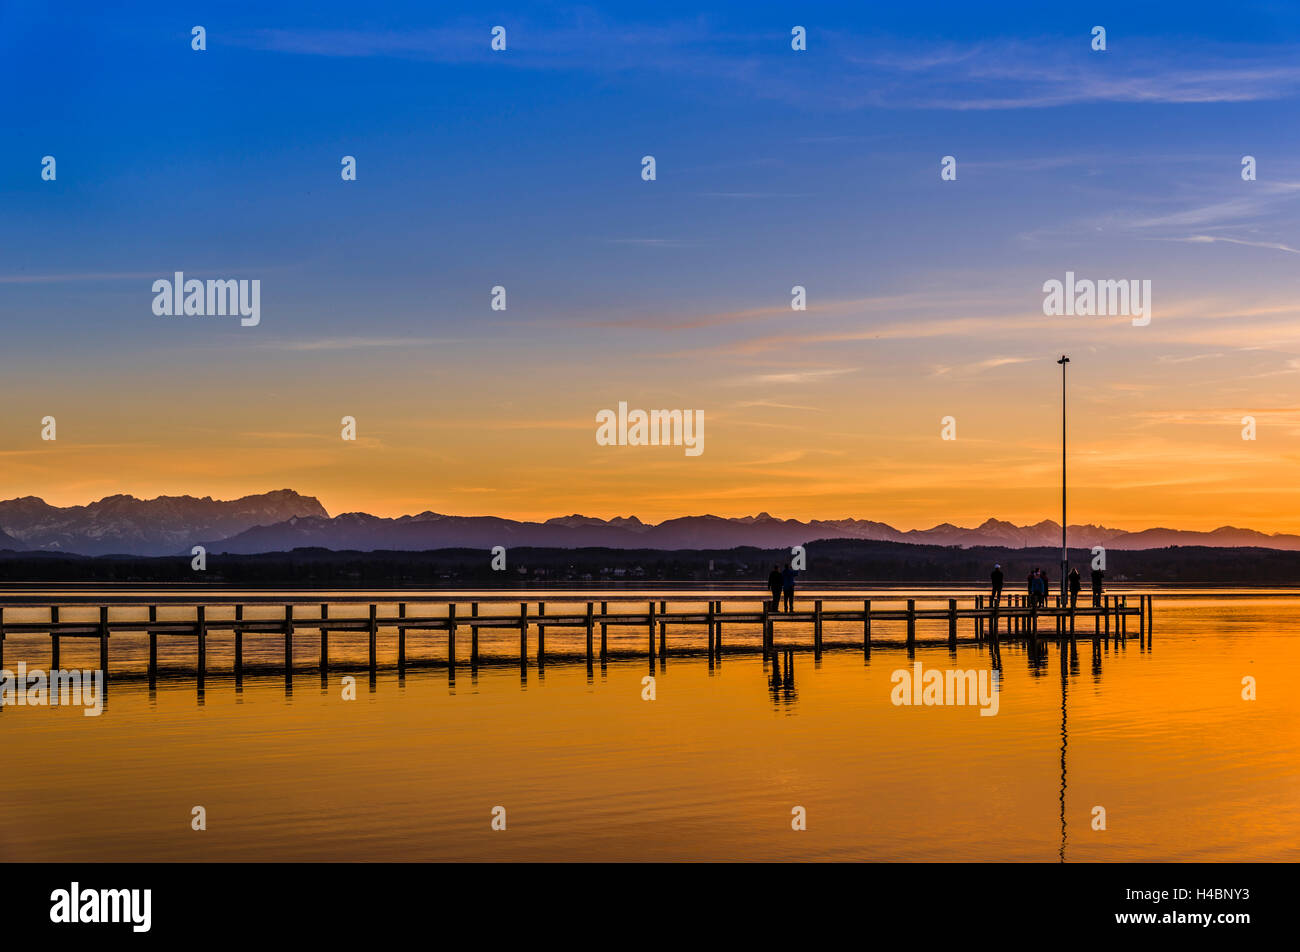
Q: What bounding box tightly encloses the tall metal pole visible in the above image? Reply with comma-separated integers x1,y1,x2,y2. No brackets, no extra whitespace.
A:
1058,355,1070,601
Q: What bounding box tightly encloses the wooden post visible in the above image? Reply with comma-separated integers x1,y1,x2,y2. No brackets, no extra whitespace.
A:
471,602,480,670
398,602,407,668
1138,595,1146,648
141,606,156,681
647,601,656,663
98,606,109,676
235,604,244,680
447,603,457,669
1146,595,1154,642
906,599,916,647
814,600,823,660
599,601,607,665
368,603,378,671
762,603,770,659
975,595,983,639
585,602,594,666
537,601,546,666
1120,596,1128,641
315,603,324,674
51,605,60,669
283,604,293,674
197,605,208,679
538,602,546,662
659,599,667,657
519,602,528,669
863,599,871,653
706,599,715,658
948,598,957,647
0,608,4,674
714,600,723,655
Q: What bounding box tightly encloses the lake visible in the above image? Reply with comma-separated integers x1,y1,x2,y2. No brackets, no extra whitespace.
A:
0,590,1295,861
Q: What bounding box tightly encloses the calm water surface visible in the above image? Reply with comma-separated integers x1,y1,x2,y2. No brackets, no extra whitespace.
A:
1,591,1295,861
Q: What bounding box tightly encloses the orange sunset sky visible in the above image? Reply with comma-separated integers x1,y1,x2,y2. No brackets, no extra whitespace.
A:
5,12,1300,533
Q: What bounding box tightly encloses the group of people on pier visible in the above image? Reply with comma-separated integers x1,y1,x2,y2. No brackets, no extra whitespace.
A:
990,563,1104,610
763,559,1105,613
767,563,797,611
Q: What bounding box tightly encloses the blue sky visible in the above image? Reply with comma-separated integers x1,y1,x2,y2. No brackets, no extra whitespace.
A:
3,2,1300,528
5,1,1300,343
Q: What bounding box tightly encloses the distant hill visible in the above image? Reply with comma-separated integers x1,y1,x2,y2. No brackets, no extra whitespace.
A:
3,488,1300,556
3,540,1300,586
202,510,1300,556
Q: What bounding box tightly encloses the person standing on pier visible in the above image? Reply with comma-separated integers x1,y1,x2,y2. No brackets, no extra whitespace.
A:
1027,568,1037,608
767,565,784,612
1091,566,1104,607
991,563,1003,608
782,562,796,612
1068,567,1081,610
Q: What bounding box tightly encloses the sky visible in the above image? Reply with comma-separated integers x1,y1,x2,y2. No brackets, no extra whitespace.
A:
2,1,1300,531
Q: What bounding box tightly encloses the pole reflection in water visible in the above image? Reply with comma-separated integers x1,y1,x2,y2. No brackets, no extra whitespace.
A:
1059,639,1069,863
769,647,799,707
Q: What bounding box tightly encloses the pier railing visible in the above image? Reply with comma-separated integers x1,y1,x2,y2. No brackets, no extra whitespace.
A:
0,593,1152,681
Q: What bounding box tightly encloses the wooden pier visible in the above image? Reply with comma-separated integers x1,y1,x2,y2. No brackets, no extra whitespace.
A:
0,593,1153,685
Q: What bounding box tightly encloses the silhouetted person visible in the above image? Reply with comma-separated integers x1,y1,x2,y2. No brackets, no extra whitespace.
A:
1091,567,1104,607
991,563,1004,607
782,563,796,612
1031,569,1047,608
767,565,783,612
1068,567,1081,610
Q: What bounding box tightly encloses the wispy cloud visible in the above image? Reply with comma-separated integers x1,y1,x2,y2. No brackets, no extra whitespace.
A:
696,191,812,199
1175,235,1300,255
1126,182,1300,230
0,271,160,284
726,368,858,386
603,238,699,248
731,400,824,412
847,40,1300,109
261,337,450,351
932,356,1037,376
229,21,1300,111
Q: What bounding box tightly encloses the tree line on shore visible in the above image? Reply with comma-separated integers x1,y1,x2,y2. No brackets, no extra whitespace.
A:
2,539,1298,586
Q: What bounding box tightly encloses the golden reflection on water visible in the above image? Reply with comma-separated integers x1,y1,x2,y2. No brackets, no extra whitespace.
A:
0,595,1296,861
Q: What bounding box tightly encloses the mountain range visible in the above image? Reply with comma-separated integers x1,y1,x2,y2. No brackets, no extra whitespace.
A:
0,489,328,556
1,489,1299,556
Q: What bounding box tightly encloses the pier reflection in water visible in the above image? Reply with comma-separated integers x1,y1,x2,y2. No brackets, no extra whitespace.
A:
1,593,1295,863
